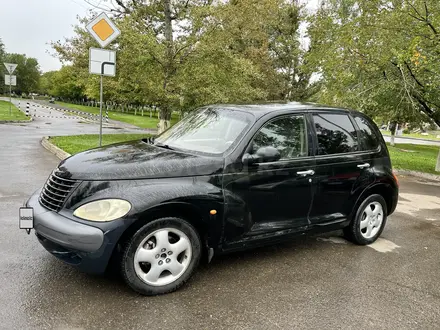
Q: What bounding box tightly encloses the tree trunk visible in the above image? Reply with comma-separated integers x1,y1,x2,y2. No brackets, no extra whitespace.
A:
157,0,174,135
163,0,173,60
158,108,171,133
390,121,397,146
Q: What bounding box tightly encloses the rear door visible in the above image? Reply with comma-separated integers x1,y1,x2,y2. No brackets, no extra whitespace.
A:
308,111,374,224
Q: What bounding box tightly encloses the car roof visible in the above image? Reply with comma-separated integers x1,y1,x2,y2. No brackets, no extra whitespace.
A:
211,102,354,119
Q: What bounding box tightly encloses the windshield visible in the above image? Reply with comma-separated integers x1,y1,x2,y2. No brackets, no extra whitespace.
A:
154,107,253,155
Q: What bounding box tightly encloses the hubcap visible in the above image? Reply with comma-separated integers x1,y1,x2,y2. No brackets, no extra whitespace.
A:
134,228,192,287
360,201,384,239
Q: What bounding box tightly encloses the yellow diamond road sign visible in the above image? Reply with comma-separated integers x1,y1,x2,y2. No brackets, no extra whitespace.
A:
86,12,120,48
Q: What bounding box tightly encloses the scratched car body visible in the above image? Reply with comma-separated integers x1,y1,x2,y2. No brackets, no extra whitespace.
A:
25,102,398,295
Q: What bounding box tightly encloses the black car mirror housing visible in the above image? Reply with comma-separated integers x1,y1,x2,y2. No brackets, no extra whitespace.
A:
242,146,281,165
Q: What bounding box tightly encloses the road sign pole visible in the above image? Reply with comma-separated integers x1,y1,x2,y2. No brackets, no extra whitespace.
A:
99,74,103,147
86,12,120,148
9,78,12,115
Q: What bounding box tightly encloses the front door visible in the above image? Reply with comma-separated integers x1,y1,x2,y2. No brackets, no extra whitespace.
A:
223,113,315,244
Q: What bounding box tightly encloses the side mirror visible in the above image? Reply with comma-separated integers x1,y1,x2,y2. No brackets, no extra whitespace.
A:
242,146,281,165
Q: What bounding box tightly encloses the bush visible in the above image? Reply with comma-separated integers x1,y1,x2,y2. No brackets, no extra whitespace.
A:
403,128,410,134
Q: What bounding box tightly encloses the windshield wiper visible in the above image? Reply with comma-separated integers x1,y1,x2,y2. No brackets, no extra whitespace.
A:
154,142,174,150
143,137,155,144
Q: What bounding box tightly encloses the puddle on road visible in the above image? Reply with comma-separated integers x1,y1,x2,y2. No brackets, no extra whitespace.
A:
367,238,400,253
397,193,440,219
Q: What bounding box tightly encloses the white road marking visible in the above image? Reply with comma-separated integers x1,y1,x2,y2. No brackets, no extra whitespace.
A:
317,237,348,244
367,238,400,253
0,193,19,198
397,193,440,218
317,236,401,253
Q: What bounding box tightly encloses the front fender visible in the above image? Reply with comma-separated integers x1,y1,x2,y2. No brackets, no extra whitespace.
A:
63,176,224,247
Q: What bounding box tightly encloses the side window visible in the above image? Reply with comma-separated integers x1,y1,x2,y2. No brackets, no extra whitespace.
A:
354,116,379,150
252,115,308,159
313,113,358,155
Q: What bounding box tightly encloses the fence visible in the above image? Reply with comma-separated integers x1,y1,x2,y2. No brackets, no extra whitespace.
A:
60,99,189,120
63,99,162,117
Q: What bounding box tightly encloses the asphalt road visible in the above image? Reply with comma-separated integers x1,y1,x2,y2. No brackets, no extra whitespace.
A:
1,103,440,329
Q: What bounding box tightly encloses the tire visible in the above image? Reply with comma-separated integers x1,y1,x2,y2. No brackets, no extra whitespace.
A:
343,194,388,245
121,217,201,295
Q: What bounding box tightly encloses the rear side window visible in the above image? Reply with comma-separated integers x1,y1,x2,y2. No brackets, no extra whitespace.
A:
313,113,358,155
354,116,379,150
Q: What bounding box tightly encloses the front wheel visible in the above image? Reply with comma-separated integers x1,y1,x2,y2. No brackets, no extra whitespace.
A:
344,194,388,245
121,217,201,295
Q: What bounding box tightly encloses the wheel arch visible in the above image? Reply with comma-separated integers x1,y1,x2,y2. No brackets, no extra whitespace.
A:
110,201,220,269
352,182,396,219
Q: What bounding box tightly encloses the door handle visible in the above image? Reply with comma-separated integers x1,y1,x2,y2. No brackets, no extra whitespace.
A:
297,170,315,176
357,163,370,169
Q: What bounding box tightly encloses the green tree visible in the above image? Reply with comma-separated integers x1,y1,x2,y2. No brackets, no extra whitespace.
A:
0,39,5,90
0,38,4,60
50,66,86,100
52,1,280,131
3,53,40,94
268,1,319,101
51,0,318,131
39,71,57,96
307,0,440,127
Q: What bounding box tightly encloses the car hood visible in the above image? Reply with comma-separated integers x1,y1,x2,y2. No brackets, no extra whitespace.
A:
58,140,224,180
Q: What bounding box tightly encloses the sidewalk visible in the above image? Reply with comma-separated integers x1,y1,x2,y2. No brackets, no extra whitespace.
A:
382,134,440,147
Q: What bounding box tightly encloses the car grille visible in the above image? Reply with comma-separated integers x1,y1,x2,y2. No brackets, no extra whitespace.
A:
39,170,79,212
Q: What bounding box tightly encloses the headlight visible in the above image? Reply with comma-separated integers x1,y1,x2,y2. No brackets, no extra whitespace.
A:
73,199,131,221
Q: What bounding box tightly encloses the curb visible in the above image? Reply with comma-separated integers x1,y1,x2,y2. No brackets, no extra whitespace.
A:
0,118,33,124
394,169,440,182
41,136,71,160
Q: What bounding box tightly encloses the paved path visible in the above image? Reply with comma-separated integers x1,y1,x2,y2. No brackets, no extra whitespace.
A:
382,135,440,146
1,105,440,329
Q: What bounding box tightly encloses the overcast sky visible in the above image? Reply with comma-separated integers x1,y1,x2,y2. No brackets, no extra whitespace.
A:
0,0,319,73
0,0,94,72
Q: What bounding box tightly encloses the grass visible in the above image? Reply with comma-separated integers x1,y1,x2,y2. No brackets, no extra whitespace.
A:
381,130,440,141
56,101,180,129
49,134,150,155
387,143,440,174
0,100,29,121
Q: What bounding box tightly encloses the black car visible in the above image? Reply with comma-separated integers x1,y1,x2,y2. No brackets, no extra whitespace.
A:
23,102,398,295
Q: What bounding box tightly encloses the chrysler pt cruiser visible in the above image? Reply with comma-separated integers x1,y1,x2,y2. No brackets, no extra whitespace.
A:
23,103,398,295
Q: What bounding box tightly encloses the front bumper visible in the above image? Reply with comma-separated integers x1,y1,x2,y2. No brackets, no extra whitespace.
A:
26,190,121,274
27,190,104,252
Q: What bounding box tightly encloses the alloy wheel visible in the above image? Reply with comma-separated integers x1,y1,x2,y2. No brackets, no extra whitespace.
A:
133,228,192,286
359,201,384,239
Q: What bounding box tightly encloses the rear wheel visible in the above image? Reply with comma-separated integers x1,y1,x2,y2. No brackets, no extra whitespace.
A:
121,217,201,295
344,194,387,245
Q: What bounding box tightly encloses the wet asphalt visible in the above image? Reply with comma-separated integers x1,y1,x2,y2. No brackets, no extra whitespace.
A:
1,100,440,329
